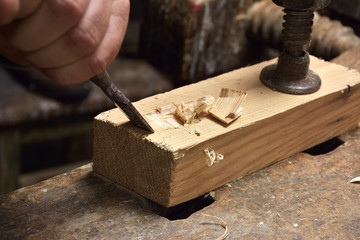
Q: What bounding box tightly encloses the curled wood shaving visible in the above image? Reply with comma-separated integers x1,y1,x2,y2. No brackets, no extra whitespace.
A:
209,88,247,124
175,102,195,124
350,176,360,183
194,95,216,115
147,95,215,129
204,148,224,167
201,214,229,240
175,95,215,124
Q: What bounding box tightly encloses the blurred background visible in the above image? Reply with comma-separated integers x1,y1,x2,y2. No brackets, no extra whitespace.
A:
1,0,360,194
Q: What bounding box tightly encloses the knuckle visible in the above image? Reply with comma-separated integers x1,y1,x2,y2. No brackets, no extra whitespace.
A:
49,0,86,22
67,27,101,55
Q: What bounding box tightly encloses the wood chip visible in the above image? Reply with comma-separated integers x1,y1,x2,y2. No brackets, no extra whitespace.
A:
349,176,360,183
174,95,215,124
195,127,201,136
175,102,195,124
209,88,247,124
194,95,215,115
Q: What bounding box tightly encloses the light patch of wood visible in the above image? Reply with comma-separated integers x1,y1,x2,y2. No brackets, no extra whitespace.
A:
146,105,183,129
209,88,247,124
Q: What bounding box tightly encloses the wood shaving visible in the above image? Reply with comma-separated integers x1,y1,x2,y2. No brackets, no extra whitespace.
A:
194,95,215,115
201,214,229,240
147,95,215,129
209,88,247,124
204,148,224,167
175,95,215,124
175,102,195,124
349,176,360,183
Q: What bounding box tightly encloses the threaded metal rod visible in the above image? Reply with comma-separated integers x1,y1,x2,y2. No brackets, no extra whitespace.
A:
282,9,313,57
247,0,360,60
260,3,321,95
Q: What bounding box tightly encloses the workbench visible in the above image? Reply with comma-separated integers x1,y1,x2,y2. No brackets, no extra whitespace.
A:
0,127,359,239
1,49,360,239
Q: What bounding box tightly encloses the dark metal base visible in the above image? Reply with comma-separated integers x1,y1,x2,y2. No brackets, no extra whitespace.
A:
260,64,321,95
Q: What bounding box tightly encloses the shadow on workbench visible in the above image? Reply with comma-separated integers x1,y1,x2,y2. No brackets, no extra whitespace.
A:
89,172,216,221
303,137,345,156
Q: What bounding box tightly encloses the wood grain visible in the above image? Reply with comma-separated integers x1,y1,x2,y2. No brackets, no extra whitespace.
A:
93,56,360,206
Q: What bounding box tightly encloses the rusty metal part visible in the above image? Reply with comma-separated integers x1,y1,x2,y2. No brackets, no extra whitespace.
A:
273,0,330,11
260,0,329,95
91,71,154,133
247,0,360,60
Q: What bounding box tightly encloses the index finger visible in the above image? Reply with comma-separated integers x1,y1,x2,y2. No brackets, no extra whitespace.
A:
9,0,90,52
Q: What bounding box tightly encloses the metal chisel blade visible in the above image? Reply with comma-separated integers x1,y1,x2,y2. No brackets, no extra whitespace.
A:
91,71,154,133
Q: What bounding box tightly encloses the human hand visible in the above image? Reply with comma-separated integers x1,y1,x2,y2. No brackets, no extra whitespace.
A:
0,0,129,85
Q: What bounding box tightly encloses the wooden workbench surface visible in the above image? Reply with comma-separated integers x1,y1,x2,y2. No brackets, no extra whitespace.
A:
1,126,359,239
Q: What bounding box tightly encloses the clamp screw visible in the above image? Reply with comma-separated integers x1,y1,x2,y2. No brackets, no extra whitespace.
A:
260,0,330,95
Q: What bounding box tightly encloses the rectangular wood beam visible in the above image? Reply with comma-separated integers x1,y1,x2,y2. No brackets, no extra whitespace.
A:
93,57,360,207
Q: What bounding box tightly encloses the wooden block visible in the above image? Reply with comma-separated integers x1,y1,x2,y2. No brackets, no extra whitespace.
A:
93,56,360,207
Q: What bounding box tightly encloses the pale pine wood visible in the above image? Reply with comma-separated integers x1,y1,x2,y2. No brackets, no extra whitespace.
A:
209,88,247,124
93,56,360,207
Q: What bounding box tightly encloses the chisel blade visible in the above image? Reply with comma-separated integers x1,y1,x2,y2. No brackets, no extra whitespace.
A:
91,71,154,133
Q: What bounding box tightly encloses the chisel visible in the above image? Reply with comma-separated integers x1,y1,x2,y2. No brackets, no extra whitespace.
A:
90,70,154,133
